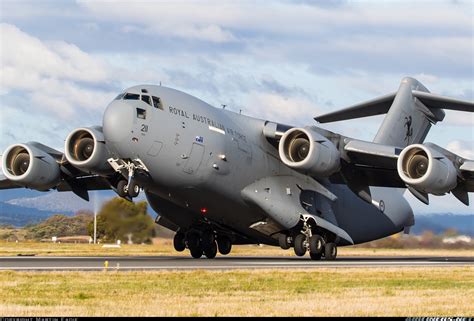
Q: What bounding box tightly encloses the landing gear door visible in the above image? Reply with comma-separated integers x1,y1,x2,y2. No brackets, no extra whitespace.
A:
183,143,205,174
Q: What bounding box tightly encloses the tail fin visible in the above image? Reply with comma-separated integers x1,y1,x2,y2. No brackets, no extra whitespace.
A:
314,77,473,147
373,77,441,146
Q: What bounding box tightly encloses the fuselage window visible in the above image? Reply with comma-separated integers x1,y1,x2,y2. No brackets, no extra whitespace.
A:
141,95,152,106
137,108,146,119
152,96,163,110
123,93,140,100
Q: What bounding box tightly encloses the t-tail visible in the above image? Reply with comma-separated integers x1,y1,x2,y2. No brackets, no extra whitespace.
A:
315,76,472,147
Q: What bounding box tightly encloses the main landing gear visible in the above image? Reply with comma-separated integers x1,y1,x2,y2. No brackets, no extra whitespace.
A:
278,220,338,261
108,158,149,199
173,230,233,259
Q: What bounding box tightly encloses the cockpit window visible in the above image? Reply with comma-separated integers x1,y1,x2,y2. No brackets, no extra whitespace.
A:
123,93,140,100
152,96,163,110
114,93,125,100
141,95,152,106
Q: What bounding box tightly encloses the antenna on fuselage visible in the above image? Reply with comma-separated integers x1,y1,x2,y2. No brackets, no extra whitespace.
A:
221,104,227,109
159,81,162,86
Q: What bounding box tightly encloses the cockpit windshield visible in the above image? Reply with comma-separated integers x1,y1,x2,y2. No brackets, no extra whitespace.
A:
123,93,140,100
141,95,152,106
116,91,164,110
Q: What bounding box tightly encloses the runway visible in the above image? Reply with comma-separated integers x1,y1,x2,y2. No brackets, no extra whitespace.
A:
0,255,472,271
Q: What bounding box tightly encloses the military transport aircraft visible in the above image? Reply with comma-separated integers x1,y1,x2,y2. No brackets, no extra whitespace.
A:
1,77,473,260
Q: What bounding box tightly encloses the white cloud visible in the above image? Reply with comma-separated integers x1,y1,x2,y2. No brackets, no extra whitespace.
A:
446,140,474,159
242,91,322,126
0,23,115,120
0,23,108,90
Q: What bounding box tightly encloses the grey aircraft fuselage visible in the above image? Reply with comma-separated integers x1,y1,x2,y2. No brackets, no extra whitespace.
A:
103,85,413,246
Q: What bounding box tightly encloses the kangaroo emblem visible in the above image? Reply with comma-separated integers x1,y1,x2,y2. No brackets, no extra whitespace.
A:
404,116,413,145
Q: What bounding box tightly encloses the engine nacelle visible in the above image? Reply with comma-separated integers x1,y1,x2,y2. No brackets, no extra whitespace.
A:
65,127,113,175
2,143,61,190
278,127,340,177
397,144,457,195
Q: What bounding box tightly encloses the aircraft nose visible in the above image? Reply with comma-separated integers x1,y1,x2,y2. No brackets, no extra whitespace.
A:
103,100,133,144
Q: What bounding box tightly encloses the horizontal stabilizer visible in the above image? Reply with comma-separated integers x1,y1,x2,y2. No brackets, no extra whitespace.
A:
412,91,474,112
315,90,473,123
314,92,396,123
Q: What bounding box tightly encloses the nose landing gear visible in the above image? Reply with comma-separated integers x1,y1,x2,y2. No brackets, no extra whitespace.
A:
108,158,149,199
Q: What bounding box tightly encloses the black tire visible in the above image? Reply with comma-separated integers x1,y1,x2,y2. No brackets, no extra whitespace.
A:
173,232,186,252
293,234,306,257
117,180,128,197
278,234,291,250
128,181,140,198
324,242,337,261
310,251,322,260
186,232,200,249
309,235,324,254
190,246,202,259
204,241,218,259
217,236,232,255
201,230,215,249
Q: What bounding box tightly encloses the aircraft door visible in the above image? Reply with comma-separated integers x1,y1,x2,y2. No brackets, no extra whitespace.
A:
183,143,205,174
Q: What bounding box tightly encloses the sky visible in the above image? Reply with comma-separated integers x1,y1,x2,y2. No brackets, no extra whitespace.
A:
0,0,472,214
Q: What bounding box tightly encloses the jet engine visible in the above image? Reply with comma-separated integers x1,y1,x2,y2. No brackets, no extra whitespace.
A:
2,143,61,190
397,144,457,195
65,127,113,174
278,127,340,177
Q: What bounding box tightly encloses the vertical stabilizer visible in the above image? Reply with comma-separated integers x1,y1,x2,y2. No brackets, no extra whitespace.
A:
373,77,445,147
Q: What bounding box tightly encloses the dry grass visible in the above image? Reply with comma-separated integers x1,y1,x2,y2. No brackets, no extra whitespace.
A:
0,239,473,257
0,267,472,316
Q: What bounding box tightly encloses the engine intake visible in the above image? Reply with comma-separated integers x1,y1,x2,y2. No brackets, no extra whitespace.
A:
397,144,457,195
65,127,113,174
2,143,61,190
278,127,340,177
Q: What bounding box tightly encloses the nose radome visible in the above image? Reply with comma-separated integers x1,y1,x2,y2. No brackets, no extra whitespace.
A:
103,100,133,143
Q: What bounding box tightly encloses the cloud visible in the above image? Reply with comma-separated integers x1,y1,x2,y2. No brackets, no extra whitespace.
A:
446,140,474,159
0,23,116,112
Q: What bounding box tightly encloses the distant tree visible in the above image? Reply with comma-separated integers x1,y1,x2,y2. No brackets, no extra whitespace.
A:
26,212,93,240
89,197,155,244
442,228,459,238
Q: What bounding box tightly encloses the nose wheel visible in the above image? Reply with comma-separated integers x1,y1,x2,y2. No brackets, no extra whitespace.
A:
108,158,149,199
117,179,140,198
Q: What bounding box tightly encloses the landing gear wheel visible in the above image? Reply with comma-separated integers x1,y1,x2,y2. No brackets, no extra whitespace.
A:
204,241,218,259
278,234,291,250
117,180,128,197
293,234,306,257
190,246,203,259
217,236,232,255
324,243,337,261
310,251,322,260
173,232,186,252
309,235,324,254
186,232,200,249
201,230,215,249
128,181,140,198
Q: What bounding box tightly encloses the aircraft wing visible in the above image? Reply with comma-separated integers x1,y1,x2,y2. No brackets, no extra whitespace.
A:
0,150,117,201
338,139,474,204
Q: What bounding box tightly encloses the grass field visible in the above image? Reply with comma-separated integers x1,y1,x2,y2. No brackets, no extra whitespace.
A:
0,239,473,257
0,267,473,316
